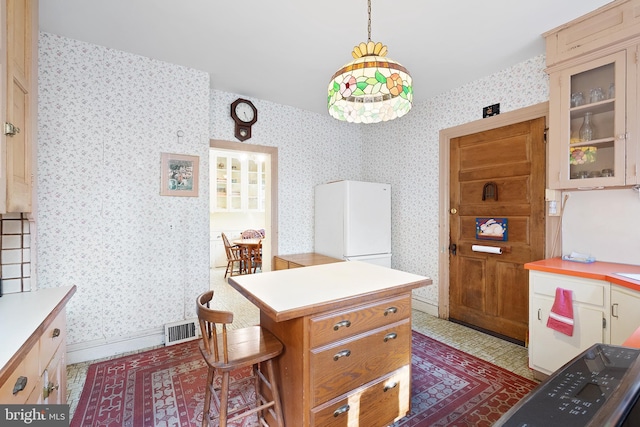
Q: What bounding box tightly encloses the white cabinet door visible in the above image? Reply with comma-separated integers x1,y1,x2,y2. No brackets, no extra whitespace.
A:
610,285,640,345
529,294,606,375
528,271,610,376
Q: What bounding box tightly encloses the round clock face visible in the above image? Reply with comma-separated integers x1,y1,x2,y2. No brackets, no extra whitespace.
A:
235,102,255,123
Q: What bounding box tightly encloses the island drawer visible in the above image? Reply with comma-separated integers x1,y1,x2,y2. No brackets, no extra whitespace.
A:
40,311,66,371
309,294,411,348
310,365,411,427
310,319,411,406
0,343,39,404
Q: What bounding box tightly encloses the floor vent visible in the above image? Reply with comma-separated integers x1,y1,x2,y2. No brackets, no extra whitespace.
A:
165,319,200,346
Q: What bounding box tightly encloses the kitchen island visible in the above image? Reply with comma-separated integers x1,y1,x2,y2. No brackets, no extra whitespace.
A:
228,261,431,427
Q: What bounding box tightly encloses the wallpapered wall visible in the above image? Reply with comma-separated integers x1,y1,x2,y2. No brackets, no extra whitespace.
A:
209,91,364,255
36,31,639,355
37,33,210,347
361,56,551,306
209,56,550,308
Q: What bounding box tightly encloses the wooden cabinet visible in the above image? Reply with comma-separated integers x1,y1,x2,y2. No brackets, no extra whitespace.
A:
610,285,640,345
211,150,265,212
0,286,75,405
0,0,37,213
545,0,640,189
261,293,414,426
528,271,610,378
273,253,342,270
0,311,68,404
228,261,430,427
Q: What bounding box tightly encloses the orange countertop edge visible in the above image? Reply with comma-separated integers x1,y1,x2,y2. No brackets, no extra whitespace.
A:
525,257,640,348
524,257,640,290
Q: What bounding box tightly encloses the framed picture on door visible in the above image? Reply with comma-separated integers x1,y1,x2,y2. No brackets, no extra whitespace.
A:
475,217,508,241
160,153,199,197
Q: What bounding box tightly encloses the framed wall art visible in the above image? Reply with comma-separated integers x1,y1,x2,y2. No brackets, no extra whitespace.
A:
160,153,199,197
475,217,508,241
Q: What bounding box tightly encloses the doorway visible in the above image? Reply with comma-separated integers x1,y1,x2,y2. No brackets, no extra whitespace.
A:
210,139,278,271
438,103,558,343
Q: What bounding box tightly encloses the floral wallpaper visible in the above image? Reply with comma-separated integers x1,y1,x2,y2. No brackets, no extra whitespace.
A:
209,91,364,255
362,55,550,305
37,31,635,356
37,33,210,346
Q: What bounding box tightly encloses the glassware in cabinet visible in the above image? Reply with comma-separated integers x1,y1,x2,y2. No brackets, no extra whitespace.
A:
551,50,627,188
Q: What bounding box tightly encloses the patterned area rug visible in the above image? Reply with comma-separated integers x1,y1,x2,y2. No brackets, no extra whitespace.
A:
71,331,537,427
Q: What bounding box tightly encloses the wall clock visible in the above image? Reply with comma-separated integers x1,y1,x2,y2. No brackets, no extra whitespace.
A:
230,98,257,141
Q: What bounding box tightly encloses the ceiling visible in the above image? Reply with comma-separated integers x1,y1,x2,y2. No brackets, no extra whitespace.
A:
39,0,613,116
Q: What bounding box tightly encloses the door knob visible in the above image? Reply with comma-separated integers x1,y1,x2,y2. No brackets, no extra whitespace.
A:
450,208,457,214
449,243,457,255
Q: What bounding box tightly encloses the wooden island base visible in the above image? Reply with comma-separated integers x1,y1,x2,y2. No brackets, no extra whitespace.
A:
229,261,431,427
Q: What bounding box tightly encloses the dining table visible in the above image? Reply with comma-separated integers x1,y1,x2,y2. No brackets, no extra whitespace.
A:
232,238,262,274
232,238,262,249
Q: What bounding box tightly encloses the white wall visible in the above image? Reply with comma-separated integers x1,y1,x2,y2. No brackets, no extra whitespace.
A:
562,188,640,264
37,33,210,359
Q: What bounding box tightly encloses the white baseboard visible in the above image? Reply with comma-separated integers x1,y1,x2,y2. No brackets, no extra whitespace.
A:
66,328,165,364
412,297,439,317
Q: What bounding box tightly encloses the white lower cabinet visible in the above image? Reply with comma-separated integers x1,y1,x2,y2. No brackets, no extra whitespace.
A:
529,271,609,377
610,285,640,345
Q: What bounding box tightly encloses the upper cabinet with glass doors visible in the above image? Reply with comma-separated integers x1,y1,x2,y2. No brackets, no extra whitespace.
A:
211,150,265,212
545,0,640,190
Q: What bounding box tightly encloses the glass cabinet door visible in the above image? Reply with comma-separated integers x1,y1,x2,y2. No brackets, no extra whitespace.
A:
210,150,265,212
559,50,626,188
247,158,264,210
214,155,228,210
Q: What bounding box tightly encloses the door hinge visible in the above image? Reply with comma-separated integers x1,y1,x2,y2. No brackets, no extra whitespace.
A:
603,317,607,329
4,122,20,136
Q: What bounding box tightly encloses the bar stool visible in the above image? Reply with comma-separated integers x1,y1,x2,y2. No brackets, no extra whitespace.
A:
196,290,285,427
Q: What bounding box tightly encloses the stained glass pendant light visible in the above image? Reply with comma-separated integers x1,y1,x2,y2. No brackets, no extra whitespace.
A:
327,0,413,123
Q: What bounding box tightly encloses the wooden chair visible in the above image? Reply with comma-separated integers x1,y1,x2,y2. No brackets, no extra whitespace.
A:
241,229,265,239
221,232,248,278
249,240,262,273
196,291,284,427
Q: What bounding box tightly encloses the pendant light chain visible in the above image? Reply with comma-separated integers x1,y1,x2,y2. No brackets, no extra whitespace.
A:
367,0,372,42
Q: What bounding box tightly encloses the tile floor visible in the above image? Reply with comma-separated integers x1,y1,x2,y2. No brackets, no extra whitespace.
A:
66,267,536,419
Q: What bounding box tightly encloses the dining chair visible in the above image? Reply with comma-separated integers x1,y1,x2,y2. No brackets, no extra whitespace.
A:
196,290,285,427
249,240,262,273
221,232,248,278
241,229,264,239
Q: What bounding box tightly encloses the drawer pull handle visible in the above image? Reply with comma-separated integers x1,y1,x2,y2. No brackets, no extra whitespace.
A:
333,320,351,331
612,303,619,318
13,376,27,395
384,381,399,392
384,306,398,316
384,332,397,342
333,349,351,361
333,404,350,417
43,382,59,399
52,328,61,338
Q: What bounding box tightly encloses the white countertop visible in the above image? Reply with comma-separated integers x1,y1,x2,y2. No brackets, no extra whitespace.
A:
228,261,431,321
0,286,76,375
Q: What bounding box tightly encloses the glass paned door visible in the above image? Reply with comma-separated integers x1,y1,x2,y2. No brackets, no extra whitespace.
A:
561,51,626,187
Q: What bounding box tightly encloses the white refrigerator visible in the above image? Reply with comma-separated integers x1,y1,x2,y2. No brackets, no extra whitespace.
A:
314,180,392,267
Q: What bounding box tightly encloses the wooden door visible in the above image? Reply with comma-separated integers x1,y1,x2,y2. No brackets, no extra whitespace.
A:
2,0,35,212
449,118,546,343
